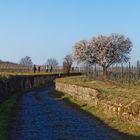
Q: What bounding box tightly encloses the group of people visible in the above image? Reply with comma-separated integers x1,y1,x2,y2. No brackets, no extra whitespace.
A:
33,64,53,73
45,65,53,72
33,65,41,73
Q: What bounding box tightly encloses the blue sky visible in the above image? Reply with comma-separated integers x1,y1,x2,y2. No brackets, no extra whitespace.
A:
0,0,140,65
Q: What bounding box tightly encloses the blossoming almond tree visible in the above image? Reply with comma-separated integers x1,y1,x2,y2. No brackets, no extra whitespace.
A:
73,33,132,78
72,40,97,64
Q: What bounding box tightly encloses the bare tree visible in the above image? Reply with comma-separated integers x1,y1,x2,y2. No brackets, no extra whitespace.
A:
73,33,132,77
63,54,73,74
46,58,59,69
20,56,33,66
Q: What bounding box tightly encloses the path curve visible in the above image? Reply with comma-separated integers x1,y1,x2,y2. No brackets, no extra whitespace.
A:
9,86,124,140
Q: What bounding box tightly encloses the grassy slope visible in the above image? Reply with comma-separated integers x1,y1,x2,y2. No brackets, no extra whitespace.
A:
55,75,140,105
55,76,140,138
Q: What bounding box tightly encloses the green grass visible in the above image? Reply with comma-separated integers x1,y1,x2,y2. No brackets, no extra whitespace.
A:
0,93,21,140
51,91,140,140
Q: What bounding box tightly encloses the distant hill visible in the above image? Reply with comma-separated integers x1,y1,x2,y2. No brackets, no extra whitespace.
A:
0,60,19,66
0,61,23,69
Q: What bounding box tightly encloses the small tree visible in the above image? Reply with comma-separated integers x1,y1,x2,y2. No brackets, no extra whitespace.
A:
19,56,33,66
63,54,73,74
73,33,132,78
46,58,59,69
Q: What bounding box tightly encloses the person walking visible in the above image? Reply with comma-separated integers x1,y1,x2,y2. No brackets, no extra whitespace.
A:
38,66,41,73
50,65,53,73
46,65,48,72
33,64,37,73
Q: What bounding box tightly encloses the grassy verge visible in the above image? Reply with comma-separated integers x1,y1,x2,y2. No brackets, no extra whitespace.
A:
0,92,22,140
51,91,140,140
55,75,140,107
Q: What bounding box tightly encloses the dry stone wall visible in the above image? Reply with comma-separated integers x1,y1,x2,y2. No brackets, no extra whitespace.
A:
0,75,55,103
0,73,81,103
55,82,140,125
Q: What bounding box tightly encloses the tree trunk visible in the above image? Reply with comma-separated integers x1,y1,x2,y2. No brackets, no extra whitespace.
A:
102,66,108,80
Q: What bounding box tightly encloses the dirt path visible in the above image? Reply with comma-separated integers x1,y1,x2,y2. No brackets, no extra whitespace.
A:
8,87,124,140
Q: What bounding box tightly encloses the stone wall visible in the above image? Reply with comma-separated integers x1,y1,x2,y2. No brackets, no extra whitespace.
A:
55,82,140,125
0,73,81,103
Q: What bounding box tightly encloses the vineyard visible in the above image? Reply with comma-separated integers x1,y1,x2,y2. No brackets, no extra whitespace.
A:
80,61,140,86
0,61,33,72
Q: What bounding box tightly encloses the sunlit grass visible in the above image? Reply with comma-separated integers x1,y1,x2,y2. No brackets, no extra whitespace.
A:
55,75,140,106
0,72,62,78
